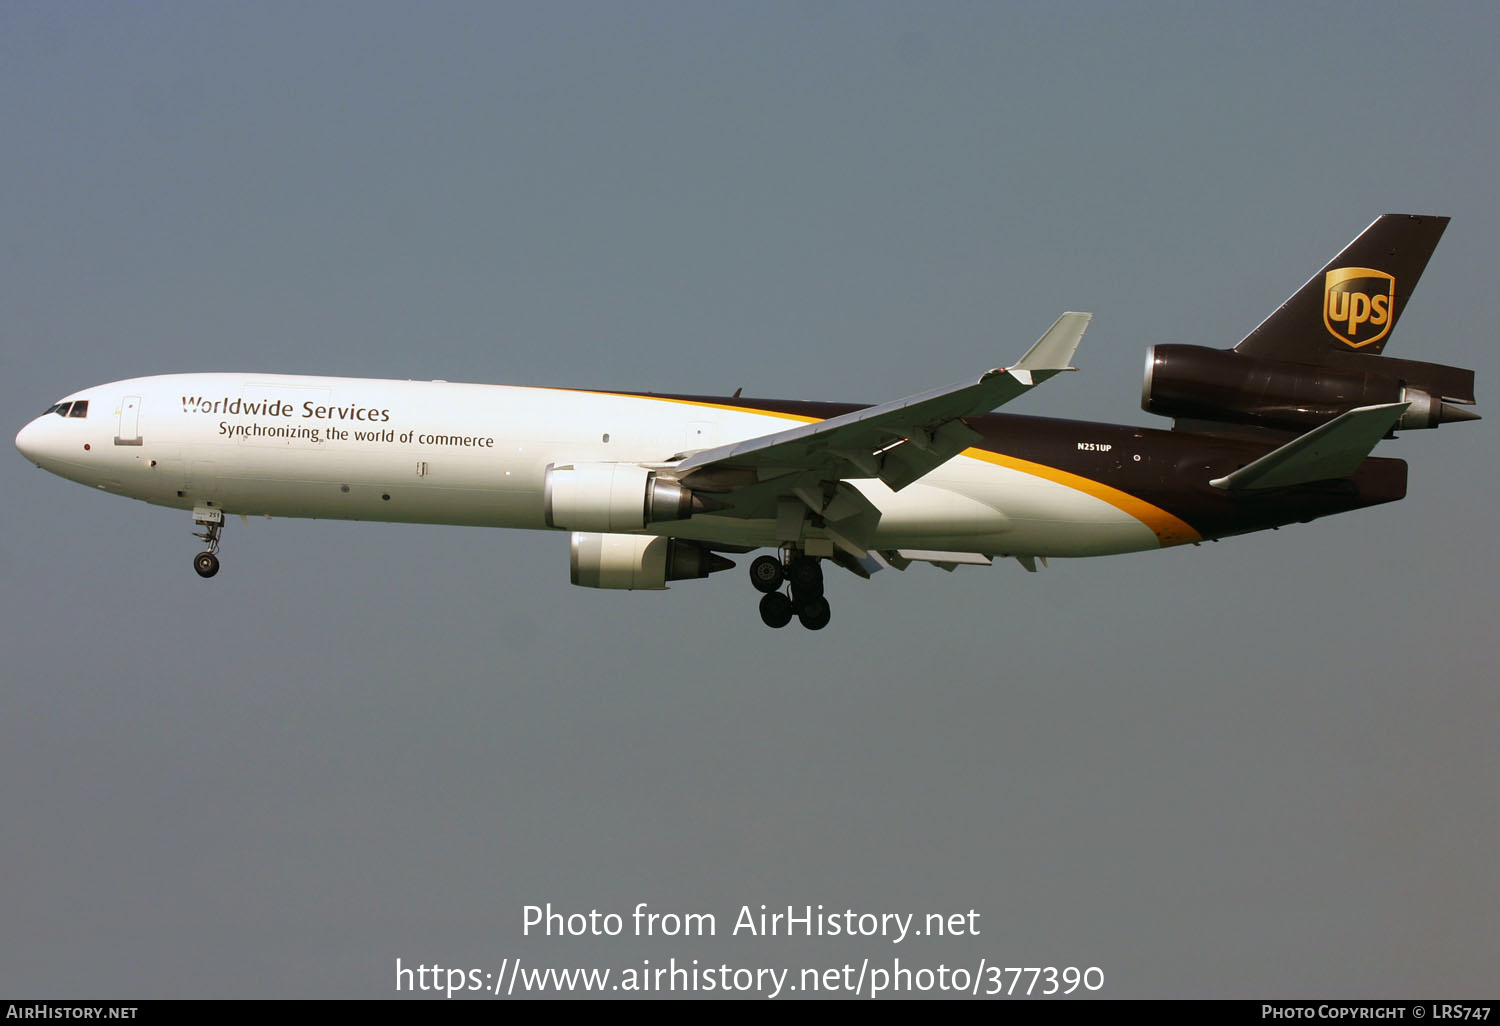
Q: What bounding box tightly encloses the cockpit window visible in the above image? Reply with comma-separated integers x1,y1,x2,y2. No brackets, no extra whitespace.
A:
47,402,72,417
68,400,88,418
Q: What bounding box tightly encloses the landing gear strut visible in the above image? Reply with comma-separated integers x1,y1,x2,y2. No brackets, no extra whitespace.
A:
192,507,223,579
786,555,824,598
751,550,831,631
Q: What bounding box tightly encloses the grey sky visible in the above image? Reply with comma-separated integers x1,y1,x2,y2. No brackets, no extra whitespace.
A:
2,2,1495,998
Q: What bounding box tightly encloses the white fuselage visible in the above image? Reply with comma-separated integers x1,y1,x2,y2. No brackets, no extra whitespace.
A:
15,373,1169,558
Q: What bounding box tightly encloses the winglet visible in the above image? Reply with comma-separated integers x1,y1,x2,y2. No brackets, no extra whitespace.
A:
1013,312,1092,373
1210,402,1409,491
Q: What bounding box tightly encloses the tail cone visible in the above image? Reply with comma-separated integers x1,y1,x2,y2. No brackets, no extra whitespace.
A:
1440,402,1482,424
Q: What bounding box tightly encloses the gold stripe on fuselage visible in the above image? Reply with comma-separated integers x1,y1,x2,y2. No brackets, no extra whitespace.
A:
961,448,1200,547
581,391,1201,547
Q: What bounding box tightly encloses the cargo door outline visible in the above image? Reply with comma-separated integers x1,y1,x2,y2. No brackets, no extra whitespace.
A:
116,395,142,446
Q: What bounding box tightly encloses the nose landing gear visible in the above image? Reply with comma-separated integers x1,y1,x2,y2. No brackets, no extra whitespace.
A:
749,550,830,631
191,507,223,578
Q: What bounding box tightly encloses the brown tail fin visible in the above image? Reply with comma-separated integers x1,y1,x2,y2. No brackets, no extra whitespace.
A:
1234,214,1448,361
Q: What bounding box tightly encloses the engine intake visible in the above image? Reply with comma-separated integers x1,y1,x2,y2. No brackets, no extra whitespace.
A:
570,533,735,590
544,462,711,532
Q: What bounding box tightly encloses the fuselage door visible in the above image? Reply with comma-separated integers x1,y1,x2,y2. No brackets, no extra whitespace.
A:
116,395,142,446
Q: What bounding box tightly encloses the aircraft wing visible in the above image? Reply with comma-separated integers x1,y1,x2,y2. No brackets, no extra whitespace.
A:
675,312,1091,496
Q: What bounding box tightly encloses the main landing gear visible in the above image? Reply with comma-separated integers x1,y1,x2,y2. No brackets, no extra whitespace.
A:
192,507,224,579
749,552,831,631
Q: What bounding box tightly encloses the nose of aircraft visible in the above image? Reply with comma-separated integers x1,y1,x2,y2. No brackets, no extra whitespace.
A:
15,417,54,465
16,419,41,461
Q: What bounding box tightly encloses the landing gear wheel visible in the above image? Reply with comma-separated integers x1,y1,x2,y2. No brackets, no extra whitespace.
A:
787,555,824,598
759,592,794,629
749,554,785,594
796,595,831,631
193,551,220,578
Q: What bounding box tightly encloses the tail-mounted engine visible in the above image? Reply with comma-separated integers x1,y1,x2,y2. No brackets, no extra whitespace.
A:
544,462,716,532
1141,345,1479,434
570,533,735,590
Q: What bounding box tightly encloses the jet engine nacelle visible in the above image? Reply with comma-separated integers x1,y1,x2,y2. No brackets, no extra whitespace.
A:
1141,344,1478,433
569,532,735,590
544,462,705,533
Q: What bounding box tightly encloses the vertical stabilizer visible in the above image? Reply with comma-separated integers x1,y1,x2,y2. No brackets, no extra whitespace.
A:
1234,214,1448,361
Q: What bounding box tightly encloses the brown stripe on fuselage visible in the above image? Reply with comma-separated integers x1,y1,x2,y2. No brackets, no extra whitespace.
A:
593,391,1408,544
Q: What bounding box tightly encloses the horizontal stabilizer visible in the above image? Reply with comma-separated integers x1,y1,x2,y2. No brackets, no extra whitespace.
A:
1210,403,1408,492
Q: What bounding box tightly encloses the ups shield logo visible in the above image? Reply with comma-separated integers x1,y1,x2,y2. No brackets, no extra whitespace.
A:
1324,266,1395,348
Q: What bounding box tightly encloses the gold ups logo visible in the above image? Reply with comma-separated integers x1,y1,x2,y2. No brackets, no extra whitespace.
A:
1324,267,1395,348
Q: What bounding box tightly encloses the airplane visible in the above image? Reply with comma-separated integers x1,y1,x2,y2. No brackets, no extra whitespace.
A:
14,214,1479,631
